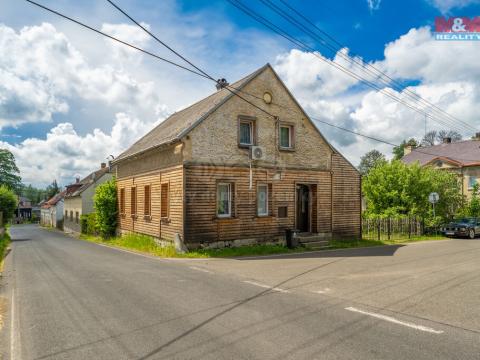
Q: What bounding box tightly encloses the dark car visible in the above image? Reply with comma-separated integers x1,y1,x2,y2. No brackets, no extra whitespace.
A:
441,218,480,239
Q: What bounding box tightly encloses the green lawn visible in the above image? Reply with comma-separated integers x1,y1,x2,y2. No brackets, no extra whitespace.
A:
79,232,448,258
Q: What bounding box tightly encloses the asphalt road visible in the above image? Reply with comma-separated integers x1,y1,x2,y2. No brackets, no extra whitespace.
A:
1,224,480,359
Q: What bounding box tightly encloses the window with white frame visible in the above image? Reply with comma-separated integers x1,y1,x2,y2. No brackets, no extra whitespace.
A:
217,183,232,217
279,124,293,149
257,184,268,216
469,175,477,189
239,119,254,146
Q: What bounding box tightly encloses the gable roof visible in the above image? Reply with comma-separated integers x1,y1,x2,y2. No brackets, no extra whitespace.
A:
42,190,67,209
113,63,358,174
65,167,110,198
402,140,480,167
113,64,269,163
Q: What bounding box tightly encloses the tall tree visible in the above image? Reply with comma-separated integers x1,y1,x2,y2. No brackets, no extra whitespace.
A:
421,130,462,146
358,150,387,176
0,149,21,193
46,180,60,199
392,138,417,160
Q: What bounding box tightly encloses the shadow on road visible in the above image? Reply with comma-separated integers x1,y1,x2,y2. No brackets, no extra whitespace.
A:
236,244,405,261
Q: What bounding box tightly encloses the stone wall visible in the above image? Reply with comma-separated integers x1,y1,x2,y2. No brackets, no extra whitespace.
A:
185,66,332,171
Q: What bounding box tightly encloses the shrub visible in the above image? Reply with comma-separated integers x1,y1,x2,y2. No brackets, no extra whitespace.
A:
94,179,117,238
80,213,98,235
0,185,17,222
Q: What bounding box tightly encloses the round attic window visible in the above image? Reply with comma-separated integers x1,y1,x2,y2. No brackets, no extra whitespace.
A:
263,92,272,104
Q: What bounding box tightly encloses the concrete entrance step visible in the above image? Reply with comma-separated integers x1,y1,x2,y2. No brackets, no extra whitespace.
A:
300,240,330,250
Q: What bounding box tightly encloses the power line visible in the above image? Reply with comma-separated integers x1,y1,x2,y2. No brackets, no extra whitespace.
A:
226,0,470,134
106,0,216,82
276,0,476,133
25,0,480,162
24,0,212,80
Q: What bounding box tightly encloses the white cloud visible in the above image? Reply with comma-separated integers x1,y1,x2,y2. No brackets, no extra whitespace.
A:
367,0,382,11
0,23,162,129
428,0,480,13
274,48,362,100
1,110,169,187
379,27,480,83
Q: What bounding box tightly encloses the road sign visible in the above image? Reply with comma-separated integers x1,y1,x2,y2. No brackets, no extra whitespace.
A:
429,192,439,204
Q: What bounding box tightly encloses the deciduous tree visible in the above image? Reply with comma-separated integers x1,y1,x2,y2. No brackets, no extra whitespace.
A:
0,149,21,192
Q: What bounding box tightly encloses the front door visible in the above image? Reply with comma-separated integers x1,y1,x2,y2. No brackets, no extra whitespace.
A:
296,184,310,232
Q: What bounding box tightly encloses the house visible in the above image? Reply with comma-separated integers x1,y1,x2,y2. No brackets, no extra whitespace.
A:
111,64,361,248
63,163,112,234
14,196,32,223
40,190,66,229
402,136,480,199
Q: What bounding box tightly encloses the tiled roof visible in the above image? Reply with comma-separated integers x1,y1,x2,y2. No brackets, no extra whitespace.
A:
42,190,67,209
113,64,270,163
65,167,110,198
402,140,480,167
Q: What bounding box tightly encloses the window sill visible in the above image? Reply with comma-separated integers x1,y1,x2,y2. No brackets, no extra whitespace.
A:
238,144,253,149
215,216,237,221
144,215,152,221
255,214,271,218
161,217,170,224
279,147,295,152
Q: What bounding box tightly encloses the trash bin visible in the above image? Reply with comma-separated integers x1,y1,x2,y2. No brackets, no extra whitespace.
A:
285,229,299,249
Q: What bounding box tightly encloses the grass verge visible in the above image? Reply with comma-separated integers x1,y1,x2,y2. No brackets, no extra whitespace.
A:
0,229,11,272
79,232,447,258
80,233,307,258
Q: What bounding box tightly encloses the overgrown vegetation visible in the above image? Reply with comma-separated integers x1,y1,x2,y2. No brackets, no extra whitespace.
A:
362,160,462,227
0,229,11,270
93,179,117,238
80,213,98,235
0,186,18,223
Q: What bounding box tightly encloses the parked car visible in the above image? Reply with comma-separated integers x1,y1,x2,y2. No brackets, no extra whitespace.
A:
441,218,480,239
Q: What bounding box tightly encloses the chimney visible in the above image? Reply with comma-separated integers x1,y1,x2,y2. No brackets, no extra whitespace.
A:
474,132,480,140
101,162,106,169
443,137,452,144
75,177,80,183
404,145,414,156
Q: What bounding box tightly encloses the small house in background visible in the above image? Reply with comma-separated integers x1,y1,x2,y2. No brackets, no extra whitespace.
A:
40,190,66,229
14,196,32,223
402,135,480,199
111,64,361,249
64,163,112,234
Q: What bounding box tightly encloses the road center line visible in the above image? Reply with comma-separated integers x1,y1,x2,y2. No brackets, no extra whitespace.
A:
345,307,444,334
189,266,212,274
243,280,289,293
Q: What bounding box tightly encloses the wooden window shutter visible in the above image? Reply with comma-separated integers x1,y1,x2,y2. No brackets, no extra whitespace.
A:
131,187,137,215
120,188,125,214
161,183,169,218
144,185,151,216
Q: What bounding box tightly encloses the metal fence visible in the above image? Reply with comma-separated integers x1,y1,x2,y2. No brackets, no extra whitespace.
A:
362,217,434,242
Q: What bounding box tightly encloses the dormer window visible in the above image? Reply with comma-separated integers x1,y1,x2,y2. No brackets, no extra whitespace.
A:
238,116,256,147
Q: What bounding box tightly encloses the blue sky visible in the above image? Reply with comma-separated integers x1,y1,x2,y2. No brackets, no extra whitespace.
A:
1,0,480,186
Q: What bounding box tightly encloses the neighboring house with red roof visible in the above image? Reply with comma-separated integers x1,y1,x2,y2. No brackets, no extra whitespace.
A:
64,163,112,234
402,136,480,199
40,190,67,229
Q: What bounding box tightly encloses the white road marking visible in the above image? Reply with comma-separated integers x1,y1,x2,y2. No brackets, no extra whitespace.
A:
345,307,444,334
10,288,17,360
189,266,212,274
243,280,289,293
312,288,331,294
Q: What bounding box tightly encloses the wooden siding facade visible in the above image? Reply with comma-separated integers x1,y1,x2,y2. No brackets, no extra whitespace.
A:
116,165,184,241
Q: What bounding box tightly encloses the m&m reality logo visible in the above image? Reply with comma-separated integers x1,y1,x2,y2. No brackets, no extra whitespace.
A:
435,16,480,40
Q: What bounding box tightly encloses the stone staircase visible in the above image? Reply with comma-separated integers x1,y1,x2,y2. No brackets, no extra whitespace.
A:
295,232,331,250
